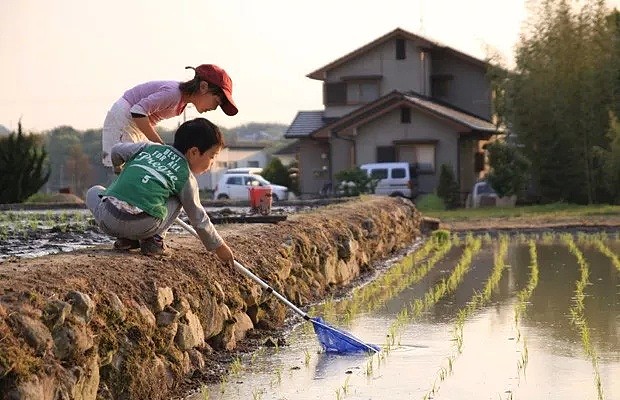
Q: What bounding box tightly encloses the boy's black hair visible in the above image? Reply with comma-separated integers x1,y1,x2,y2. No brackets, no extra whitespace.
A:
173,118,224,154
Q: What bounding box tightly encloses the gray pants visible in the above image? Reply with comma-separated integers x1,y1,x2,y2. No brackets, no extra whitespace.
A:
86,185,181,241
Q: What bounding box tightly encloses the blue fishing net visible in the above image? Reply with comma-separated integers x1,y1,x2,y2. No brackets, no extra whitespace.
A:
311,317,380,354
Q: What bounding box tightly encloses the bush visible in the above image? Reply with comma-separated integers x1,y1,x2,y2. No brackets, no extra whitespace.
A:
334,167,376,197
437,164,460,209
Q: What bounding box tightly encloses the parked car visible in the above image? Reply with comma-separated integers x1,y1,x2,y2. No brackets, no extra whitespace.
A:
214,173,289,201
467,180,498,208
224,167,263,175
359,162,418,198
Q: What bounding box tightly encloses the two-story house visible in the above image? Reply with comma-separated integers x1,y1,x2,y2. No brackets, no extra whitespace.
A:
285,28,499,199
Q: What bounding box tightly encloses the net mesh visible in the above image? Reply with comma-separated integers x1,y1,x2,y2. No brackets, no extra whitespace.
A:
311,317,380,354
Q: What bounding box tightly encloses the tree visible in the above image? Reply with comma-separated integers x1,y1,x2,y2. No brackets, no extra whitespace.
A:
485,141,531,198
261,157,293,189
498,1,618,204
44,126,81,191
593,112,620,203
0,122,50,203
436,164,460,209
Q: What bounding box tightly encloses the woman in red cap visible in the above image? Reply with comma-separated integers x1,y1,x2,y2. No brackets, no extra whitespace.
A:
101,64,238,168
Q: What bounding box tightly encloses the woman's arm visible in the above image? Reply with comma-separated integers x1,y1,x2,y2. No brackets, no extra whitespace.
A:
132,116,164,144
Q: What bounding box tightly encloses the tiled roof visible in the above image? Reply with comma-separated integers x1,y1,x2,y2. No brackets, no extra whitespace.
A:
403,93,497,132
273,140,300,155
285,111,328,138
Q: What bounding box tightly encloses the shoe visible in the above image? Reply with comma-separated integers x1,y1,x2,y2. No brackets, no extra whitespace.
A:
113,238,140,250
140,234,166,255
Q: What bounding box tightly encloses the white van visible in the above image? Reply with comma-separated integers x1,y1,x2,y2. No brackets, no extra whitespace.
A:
359,162,417,198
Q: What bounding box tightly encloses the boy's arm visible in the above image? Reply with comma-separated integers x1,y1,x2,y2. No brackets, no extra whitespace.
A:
178,175,233,264
110,142,149,168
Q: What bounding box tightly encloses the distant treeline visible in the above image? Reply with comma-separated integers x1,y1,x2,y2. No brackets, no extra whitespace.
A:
2,122,288,198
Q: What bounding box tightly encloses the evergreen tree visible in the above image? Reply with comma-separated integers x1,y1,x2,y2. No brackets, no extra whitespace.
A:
0,122,50,203
436,164,460,209
261,157,292,188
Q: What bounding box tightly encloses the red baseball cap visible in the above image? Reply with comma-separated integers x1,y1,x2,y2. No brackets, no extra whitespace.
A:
193,64,238,116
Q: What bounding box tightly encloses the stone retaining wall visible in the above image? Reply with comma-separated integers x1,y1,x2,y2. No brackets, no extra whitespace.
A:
0,197,421,399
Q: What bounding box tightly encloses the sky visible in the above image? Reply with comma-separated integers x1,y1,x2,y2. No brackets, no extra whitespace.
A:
1,0,618,133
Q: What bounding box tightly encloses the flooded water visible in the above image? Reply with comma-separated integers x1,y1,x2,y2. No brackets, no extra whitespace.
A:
0,207,296,261
188,233,620,400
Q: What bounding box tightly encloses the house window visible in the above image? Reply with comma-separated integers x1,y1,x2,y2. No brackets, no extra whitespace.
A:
369,168,388,180
247,160,259,168
376,146,396,162
396,38,406,60
228,161,238,169
324,82,347,105
217,161,228,168
398,144,436,173
414,145,435,173
431,74,453,98
347,81,379,104
400,107,411,123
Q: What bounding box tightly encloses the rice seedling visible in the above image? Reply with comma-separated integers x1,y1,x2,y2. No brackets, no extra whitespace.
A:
341,376,350,395
270,366,282,387
230,356,242,376
512,239,539,379
199,384,210,400
564,235,604,400
303,348,311,367
252,387,264,400
590,239,620,272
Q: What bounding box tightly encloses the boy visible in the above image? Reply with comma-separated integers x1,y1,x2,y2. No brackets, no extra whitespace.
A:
86,118,234,265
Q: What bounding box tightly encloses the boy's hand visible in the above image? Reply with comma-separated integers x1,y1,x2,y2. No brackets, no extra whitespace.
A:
214,242,234,268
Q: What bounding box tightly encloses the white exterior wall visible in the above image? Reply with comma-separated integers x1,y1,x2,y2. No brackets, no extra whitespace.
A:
298,139,330,197
350,108,460,194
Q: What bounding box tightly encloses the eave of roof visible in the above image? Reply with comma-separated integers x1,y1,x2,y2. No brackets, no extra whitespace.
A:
284,111,336,139
307,27,488,81
310,91,499,139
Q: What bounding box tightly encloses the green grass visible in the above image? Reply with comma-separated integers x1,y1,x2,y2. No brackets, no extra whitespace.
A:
420,203,620,221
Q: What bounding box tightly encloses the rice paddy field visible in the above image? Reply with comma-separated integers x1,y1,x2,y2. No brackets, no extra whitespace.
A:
187,231,620,400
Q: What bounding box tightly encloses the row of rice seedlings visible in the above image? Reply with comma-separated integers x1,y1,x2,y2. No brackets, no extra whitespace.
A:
383,234,482,353
344,231,455,318
423,235,509,400
0,211,92,239
563,235,604,400
358,235,479,385
307,230,457,329
577,234,620,272
513,239,539,382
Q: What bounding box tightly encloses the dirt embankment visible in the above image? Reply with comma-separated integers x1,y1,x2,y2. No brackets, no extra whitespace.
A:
0,196,421,400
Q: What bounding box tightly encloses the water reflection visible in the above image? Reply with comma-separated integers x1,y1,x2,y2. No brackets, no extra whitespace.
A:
190,234,620,400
